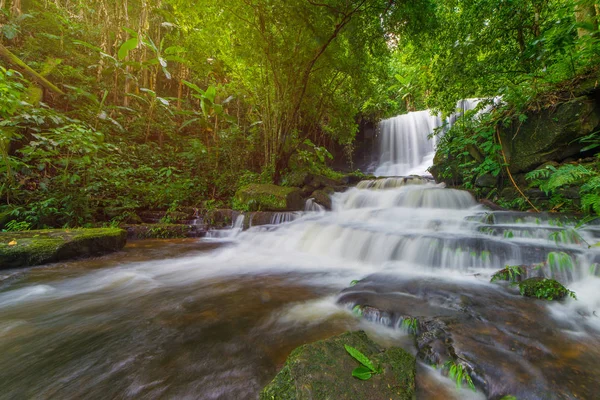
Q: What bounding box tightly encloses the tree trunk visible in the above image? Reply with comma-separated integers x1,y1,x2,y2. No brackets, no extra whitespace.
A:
0,43,65,96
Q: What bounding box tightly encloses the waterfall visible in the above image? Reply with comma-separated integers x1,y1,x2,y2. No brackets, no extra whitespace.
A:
373,99,490,177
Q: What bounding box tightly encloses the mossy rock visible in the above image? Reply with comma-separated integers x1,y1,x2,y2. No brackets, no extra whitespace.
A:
0,228,127,269
518,277,572,300
235,184,304,211
491,266,526,283
310,189,332,210
124,224,197,239
499,96,600,173
260,331,415,400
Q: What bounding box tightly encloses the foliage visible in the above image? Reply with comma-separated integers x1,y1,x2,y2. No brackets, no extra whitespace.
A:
443,360,476,391
491,265,524,283
526,160,600,215
344,344,382,381
518,277,576,300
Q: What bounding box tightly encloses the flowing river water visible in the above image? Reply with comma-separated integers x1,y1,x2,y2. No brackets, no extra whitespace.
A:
2,111,600,399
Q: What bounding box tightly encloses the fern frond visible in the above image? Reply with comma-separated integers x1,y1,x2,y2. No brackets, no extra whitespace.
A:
541,164,594,193
582,194,600,215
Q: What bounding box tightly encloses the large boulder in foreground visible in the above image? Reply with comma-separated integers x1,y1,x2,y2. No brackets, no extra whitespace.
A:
235,184,304,211
260,331,415,400
0,228,127,269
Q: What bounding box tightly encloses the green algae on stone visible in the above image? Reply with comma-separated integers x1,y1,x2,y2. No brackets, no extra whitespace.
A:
0,228,127,269
518,277,574,300
235,184,304,211
260,331,415,400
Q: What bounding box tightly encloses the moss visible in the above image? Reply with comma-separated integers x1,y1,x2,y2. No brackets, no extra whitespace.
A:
124,224,191,239
518,277,574,300
260,331,415,400
235,184,304,211
0,228,126,269
491,265,526,283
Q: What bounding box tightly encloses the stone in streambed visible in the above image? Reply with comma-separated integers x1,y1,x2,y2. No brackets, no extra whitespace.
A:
235,184,304,211
310,188,333,210
518,277,572,300
260,330,415,400
0,228,127,269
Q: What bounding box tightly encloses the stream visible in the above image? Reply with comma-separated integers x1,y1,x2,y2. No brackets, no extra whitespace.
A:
1,108,600,399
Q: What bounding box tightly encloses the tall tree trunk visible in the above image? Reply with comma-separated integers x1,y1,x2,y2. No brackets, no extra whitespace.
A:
575,1,598,38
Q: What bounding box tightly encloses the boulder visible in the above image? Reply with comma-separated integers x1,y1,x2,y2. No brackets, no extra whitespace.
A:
475,173,497,188
235,184,304,211
310,189,333,210
260,331,415,400
205,209,237,228
499,96,600,173
0,228,127,269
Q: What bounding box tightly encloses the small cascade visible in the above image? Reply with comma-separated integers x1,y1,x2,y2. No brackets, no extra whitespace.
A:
304,198,326,212
269,212,301,225
206,214,245,239
373,99,495,177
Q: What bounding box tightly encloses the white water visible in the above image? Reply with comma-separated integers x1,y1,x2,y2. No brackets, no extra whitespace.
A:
374,99,491,177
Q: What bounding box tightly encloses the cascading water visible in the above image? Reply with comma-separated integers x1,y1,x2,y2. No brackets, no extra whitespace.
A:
1,177,599,399
0,108,598,398
373,99,489,177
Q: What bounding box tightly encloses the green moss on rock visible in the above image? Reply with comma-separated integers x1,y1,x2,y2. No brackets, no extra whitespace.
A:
518,277,573,300
0,228,127,269
235,184,304,211
260,330,415,400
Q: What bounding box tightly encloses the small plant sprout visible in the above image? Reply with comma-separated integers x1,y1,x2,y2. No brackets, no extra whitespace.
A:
400,317,419,334
344,345,382,380
352,304,363,317
443,360,476,391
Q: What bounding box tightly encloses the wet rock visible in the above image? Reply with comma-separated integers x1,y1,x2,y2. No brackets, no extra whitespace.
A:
310,189,333,210
205,209,237,228
518,277,572,300
490,265,526,282
338,274,597,399
260,330,415,400
0,228,127,269
235,184,304,211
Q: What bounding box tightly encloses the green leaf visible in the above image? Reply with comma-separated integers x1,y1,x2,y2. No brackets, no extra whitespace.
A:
344,345,376,372
118,38,139,61
352,366,373,380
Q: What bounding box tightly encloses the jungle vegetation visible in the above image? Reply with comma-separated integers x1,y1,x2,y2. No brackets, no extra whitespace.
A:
1,0,599,228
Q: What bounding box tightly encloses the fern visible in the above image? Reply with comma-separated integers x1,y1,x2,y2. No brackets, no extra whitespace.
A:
582,193,600,215
541,164,594,194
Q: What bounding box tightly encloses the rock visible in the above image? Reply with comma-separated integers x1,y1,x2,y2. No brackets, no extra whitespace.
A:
480,199,506,210
490,265,526,282
205,209,237,228
310,189,332,210
305,174,344,190
0,228,127,269
235,184,304,211
475,173,497,188
260,331,415,400
124,224,204,239
499,96,600,173
518,277,572,300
